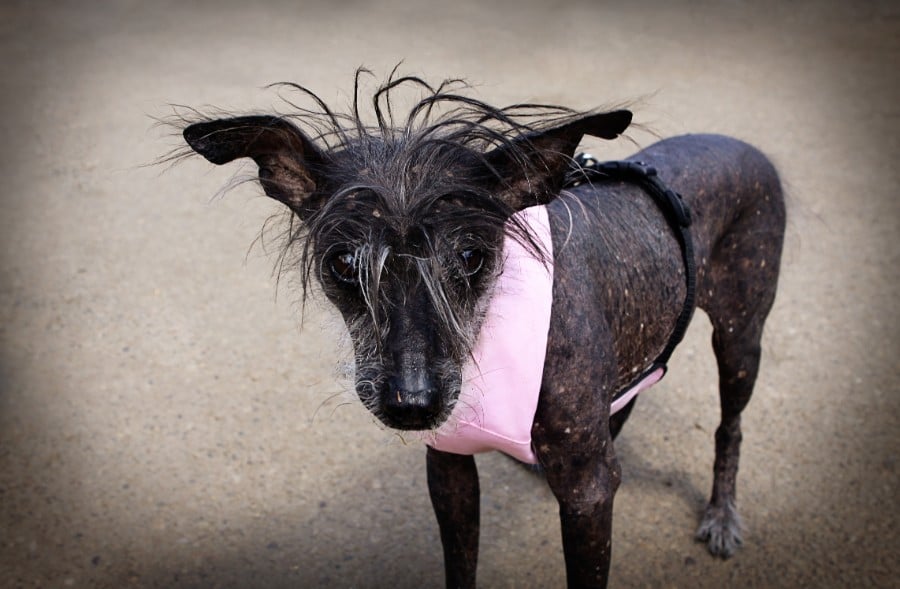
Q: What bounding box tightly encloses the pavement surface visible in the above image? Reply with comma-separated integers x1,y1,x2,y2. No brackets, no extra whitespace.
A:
1,1,898,587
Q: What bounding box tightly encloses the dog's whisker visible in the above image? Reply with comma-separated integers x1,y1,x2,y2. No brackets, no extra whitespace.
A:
310,390,353,423
326,401,358,420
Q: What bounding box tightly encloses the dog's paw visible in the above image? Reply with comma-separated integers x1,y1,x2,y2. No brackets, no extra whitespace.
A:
695,500,743,558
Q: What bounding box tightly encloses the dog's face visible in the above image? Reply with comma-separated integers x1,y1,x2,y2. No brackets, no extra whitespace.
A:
181,84,630,431
307,153,507,430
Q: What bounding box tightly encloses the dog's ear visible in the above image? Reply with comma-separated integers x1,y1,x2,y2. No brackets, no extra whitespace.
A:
485,109,632,211
183,116,326,218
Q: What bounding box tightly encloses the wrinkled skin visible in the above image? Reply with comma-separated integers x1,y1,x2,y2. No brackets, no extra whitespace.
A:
182,98,784,588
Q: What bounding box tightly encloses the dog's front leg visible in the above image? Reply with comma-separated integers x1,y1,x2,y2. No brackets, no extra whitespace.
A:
427,446,480,589
534,420,620,589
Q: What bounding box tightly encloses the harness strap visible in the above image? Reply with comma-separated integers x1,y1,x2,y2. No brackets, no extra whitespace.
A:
564,154,697,404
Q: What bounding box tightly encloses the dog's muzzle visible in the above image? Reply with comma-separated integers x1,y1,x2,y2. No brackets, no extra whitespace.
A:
381,369,444,430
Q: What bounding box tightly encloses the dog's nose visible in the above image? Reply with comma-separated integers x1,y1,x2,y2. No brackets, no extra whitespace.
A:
382,373,442,430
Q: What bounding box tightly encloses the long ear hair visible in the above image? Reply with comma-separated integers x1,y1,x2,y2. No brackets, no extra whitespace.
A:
182,115,328,217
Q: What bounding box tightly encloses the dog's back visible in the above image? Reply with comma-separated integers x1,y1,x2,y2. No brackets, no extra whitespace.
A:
546,134,784,390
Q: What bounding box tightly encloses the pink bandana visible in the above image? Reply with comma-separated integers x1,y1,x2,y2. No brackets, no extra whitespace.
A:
422,206,663,464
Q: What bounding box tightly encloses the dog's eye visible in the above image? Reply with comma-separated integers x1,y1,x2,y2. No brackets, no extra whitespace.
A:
329,252,357,284
459,249,484,276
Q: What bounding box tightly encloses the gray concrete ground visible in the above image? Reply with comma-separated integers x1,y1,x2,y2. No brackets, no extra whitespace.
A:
1,1,897,587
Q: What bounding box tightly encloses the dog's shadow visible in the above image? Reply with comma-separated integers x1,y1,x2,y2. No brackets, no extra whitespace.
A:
620,436,705,494
490,427,709,522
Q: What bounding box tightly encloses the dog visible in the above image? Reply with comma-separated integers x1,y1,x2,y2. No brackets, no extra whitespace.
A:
176,73,785,588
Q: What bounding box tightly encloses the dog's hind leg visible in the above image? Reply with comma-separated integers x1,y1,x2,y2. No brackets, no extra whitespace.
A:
695,315,765,557
695,183,785,558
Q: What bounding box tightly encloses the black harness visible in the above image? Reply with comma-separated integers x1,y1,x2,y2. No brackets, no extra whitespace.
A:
563,154,697,405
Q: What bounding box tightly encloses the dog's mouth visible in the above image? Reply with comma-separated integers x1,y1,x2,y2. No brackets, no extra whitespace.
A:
381,406,444,431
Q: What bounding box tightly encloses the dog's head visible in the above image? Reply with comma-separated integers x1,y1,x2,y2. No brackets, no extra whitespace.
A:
181,76,630,431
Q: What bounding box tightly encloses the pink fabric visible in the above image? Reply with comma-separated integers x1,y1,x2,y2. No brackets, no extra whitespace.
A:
423,205,553,464
421,206,663,465
611,367,664,414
